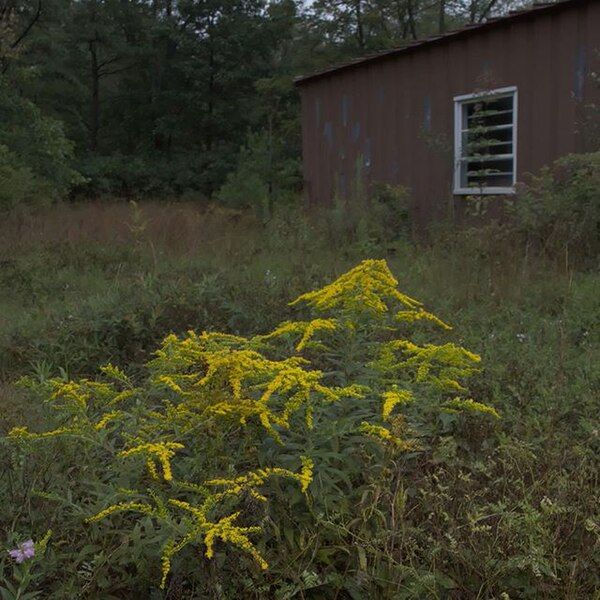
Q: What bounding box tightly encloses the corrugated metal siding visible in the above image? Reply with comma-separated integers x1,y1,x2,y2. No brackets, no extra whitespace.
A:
299,0,600,223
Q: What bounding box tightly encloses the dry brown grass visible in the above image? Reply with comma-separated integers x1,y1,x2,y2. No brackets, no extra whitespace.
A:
0,201,261,257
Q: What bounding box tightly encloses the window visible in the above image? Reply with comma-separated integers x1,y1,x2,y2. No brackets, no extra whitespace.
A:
454,86,517,195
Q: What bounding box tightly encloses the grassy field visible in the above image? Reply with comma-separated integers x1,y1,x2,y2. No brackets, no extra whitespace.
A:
0,201,598,598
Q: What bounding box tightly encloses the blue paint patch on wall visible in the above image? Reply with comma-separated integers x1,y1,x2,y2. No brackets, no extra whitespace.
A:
574,45,586,101
342,95,349,126
323,121,333,145
423,95,432,132
352,121,361,142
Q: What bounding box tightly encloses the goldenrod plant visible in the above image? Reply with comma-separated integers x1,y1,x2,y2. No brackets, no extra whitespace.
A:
6,260,498,591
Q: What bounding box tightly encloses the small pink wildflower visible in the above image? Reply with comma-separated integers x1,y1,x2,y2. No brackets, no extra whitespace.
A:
8,539,35,563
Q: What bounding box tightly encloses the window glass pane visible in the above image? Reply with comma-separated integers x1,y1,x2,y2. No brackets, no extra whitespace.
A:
457,90,515,190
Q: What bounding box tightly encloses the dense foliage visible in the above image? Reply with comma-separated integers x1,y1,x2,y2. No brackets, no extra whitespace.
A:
0,83,82,210
512,152,600,258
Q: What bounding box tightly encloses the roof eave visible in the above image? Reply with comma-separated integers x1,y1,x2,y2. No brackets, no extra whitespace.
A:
294,0,586,86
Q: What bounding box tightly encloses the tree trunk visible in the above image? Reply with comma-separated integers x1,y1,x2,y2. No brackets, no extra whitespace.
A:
205,17,216,197
438,0,446,33
267,113,274,218
397,0,408,39
354,0,365,50
469,0,477,23
89,33,100,152
407,0,417,40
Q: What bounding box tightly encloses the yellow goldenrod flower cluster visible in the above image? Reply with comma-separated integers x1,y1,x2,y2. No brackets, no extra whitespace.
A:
85,456,313,589
373,340,481,392
258,318,337,351
50,379,118,412
86,501,156,523
290,259,421,316
100,363,132,386
298,455,314,492
206,457,314,502
94,410,125,430
203,512,267,568
359,422,416,451
166,502,268,577
382,388,414,421
8,425,75,441
443,397,501,418
149,336,364,440
157,501,268,589
119,441,185,481
395,308,452,330
11,374,139,443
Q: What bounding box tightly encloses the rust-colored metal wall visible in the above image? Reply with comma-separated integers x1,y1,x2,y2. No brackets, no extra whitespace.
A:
297,0,600,224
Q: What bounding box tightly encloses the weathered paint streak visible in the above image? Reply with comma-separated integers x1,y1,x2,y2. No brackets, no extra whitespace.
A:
574,44,586,100
423,95,432,132
342,95,350,127
364,138,372,168
323,122,333,146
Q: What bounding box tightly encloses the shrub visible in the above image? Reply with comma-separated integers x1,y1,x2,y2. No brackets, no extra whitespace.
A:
0,145,37,209
0,85,82,210
370,182,413,239
3,260,495,596
75,153,211,199
324,166,413,251
513,152,600,261
217,131,301,218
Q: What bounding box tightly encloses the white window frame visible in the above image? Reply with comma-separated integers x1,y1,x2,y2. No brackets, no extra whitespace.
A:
453,86,518,195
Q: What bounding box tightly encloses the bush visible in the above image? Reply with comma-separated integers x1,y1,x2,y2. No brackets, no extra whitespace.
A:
217,131,301,218
75,154,211,199
0,84,82,210
2,260,496,597
323,169,413,252
370,182,413,239
513,152,600,261
0,145,37,209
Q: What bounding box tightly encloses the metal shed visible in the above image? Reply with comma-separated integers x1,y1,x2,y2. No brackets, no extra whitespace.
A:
295,0,600,223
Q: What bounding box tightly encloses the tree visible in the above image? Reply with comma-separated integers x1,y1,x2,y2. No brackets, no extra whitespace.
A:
0,82,82,209
0,0,42,72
